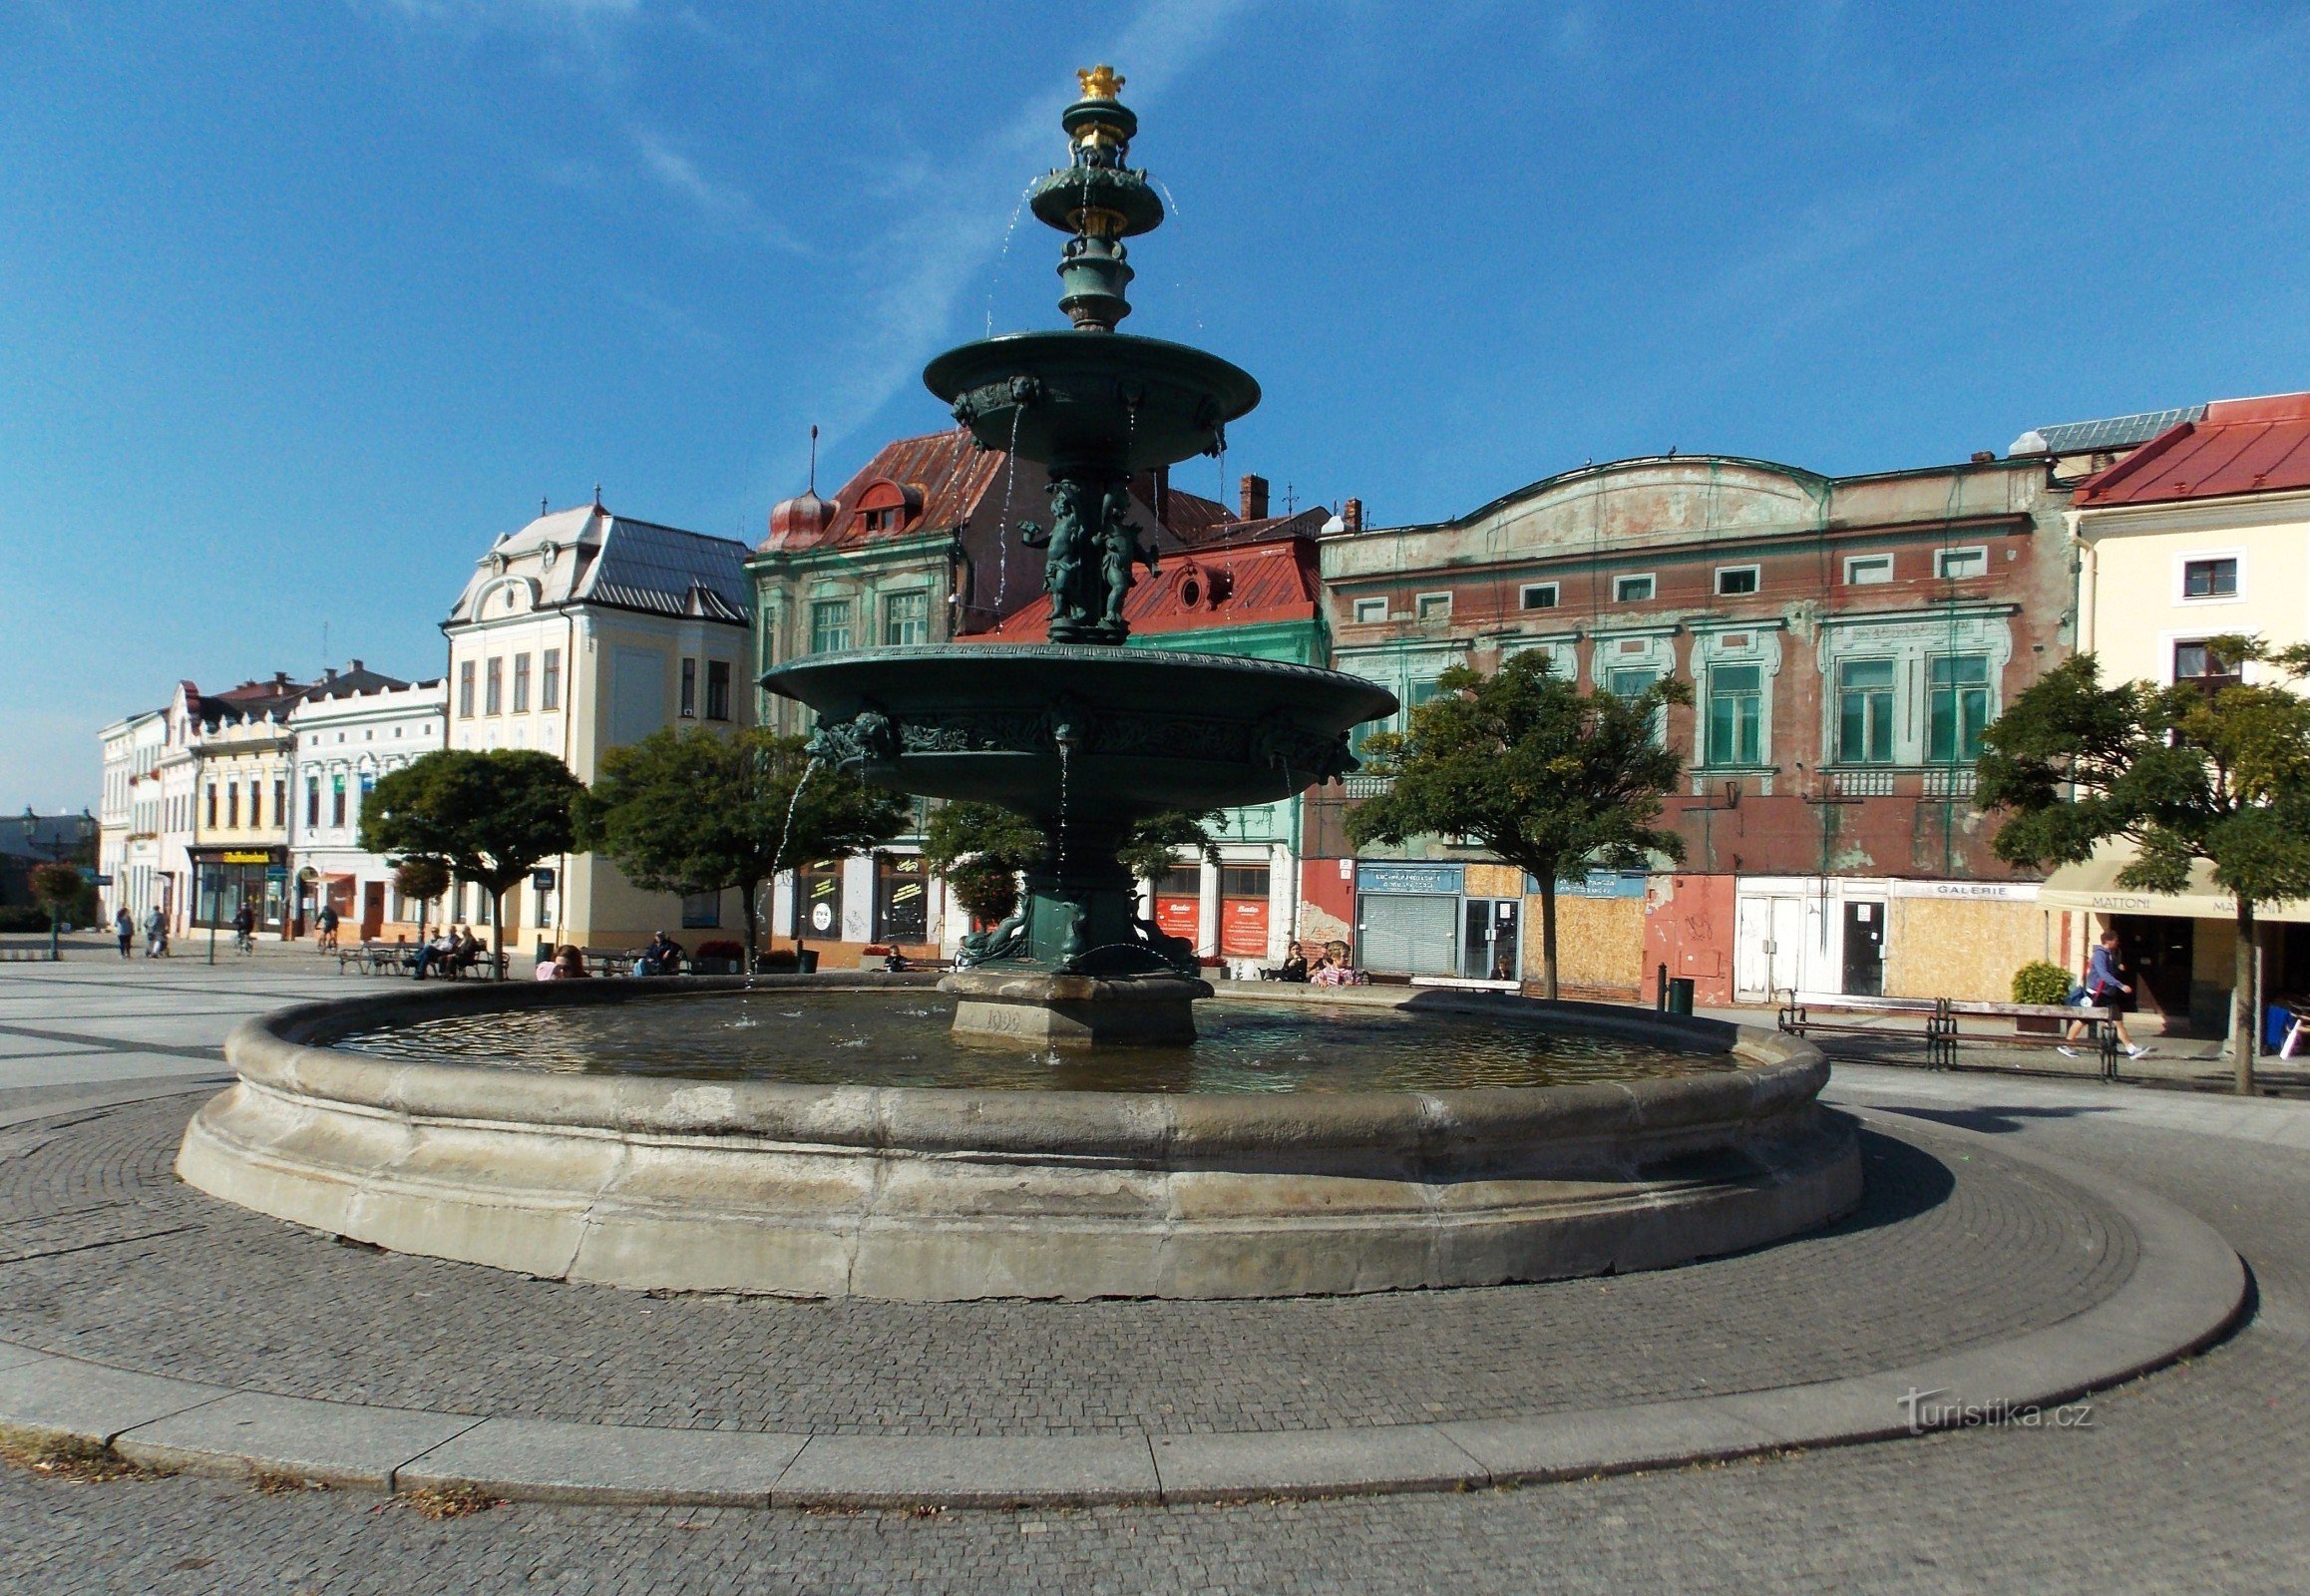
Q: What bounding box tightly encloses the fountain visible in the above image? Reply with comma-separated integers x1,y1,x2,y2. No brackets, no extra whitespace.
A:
764,64,1390,1045
175,69,1859,1302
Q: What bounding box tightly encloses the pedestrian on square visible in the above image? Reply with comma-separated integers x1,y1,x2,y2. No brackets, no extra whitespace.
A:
2062,930,2148,1060
113,908,133,959
143,905,168,958
231,901,256,956
315,901,339,953
453,926,485,978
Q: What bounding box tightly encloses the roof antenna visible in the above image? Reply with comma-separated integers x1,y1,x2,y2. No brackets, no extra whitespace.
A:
809,424,820,494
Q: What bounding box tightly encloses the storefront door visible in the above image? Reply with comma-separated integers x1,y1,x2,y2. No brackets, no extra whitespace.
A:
1462,898,1520,982
1841,900,1885,997
2115,916,2194,1024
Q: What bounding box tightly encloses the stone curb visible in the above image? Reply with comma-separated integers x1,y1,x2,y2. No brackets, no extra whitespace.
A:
0,1116,2245,1509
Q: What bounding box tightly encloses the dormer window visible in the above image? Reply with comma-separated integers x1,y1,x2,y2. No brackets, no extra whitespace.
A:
862,507,900,533
852,479,921,537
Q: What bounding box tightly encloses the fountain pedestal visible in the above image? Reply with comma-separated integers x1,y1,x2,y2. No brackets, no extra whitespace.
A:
943,969,1212,1046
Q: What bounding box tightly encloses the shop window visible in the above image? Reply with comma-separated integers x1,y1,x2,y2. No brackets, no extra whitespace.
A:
2182,557,2238,599
513,654,531,713
680,891,720,929
1715,566,1760,597
810,599,853,654
884,590,931,646
1520,583,1559,610
541,649,562,712
1844,556,1892,586
1929,654,1993,762
680,657,697,718
874,854,929,943
1934,547,1988,580
1614,575,1655,603
1706,665,1762,766
794,862,844,939
706,660,732,721
1836,658,1895,764
1152,864,1201,945
1219,866,1271,959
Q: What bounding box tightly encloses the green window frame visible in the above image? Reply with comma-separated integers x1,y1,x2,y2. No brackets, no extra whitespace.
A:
883,590,931,646
1836,658,1896,764
1706,664,1761,767
809,598,853,654
1928,654,1992,764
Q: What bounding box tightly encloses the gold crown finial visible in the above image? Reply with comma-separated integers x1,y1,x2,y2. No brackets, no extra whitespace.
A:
1077,64,1123,101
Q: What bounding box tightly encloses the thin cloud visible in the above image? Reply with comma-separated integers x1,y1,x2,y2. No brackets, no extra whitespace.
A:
630,127,808,254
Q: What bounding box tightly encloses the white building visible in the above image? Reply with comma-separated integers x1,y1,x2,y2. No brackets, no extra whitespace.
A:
443,500,754,953
287,672,448,943
98,709,169,926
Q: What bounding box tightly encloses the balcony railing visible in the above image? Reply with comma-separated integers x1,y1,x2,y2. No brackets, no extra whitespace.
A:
1341,774,1394,800
1826,766,1979,799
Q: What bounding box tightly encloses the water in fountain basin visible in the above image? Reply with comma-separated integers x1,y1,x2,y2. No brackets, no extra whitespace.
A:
335,992,1727,1094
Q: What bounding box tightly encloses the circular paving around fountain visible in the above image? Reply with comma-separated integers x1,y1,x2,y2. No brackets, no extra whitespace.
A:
0,1085,2242,1507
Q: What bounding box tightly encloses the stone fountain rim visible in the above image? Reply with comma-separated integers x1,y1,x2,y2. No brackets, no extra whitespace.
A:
221,975,1825,1160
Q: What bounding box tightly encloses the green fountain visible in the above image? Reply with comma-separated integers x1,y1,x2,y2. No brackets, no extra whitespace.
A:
763,65,1396,1045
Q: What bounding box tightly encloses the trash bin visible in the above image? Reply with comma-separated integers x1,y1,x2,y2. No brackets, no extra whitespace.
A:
1665,977,1696,1016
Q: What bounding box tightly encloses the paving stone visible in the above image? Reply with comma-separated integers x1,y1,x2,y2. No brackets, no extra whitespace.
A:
113,1392,482,1487
773,1433,1158,1506
1440,1399,1771,1480
399,1416,808,1505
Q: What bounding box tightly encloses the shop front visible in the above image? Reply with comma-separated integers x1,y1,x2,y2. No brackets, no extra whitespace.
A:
192,848,287,932
1354,862,1464,978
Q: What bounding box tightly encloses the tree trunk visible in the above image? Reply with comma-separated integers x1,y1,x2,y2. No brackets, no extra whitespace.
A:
490,886,507,981
1539,878,1560,1001
2235,898,2257,1096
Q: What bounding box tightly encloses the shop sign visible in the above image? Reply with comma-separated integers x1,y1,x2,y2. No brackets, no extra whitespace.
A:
1889,881,2039,902
1529,869,1648,899
221,851,271,865
1356,863,1464,896
1155,897,1200,941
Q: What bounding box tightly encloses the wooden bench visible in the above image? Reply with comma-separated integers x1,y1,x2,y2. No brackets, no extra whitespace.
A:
1777,991,2121,1077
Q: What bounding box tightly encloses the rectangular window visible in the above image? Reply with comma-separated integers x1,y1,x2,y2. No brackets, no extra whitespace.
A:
227,785,239,829
1615,575,1655,603
794,861,844,938
306,777,319,828
680,657,698,718
1706,665,1762,766
1715,566,1759,597
884,590,931,646
1928,654,1992,762
810,598,853,654
2182,557,2238,598
680,890,720,930
706,660,732,721
1607,666,1659,699
1415,593,1452,622
458,660,475,718
1844,555,1893,586
1935,547,1988,580
484,658,503,715
331,774,346,828
874,854,929,943
541,648,562,712
1352,598,1388,623
1407,679,1448,712
273,780,285,828
1836,658,1896,764
513,654,531,713
2173,640,2240,692
1520,583,1559,610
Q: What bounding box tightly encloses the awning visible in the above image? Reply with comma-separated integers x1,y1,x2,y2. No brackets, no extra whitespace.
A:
2037,840,2310,924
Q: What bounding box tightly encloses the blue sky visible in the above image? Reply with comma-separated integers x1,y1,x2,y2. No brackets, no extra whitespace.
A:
7,0,2310,809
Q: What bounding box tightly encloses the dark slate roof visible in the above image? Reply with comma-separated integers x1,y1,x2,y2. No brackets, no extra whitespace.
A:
2011,406,2205,457
0,811,96,862
572,519,752,620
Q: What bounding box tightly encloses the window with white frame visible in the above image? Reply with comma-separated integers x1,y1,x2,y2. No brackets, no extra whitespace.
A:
1715,566,1759,597
1835,658,1895,764
1844,555,1892,586
2181,557,2239,600
1352,598,1387,623
1705,665,1761,766
1519,583,1559,610
1415,593,1452,622
1614,575,1655,603
1934,547,1988,580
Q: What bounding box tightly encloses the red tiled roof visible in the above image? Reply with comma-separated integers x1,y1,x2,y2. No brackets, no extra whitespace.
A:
2076,392,2310,507
973,526,1323,642
765,430,998,553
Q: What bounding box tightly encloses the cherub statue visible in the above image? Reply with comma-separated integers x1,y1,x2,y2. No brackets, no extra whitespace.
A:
1098,482,1159,635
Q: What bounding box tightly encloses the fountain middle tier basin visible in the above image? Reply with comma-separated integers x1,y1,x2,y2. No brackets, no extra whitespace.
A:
761,644,1396,818
176,978,1861,1302
926,331,1260,470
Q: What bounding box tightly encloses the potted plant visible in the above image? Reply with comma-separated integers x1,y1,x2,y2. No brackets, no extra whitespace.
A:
2011,961,2073,1034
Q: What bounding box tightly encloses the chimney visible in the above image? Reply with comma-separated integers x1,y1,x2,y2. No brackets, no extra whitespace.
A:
1239,473,1269,521
1342,498,1363,534
272,671,289,688
324,667,337,682
351,658,363,672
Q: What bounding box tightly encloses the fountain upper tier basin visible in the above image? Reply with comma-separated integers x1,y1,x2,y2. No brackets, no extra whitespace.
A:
761,644,1396,821
925,331,1260,470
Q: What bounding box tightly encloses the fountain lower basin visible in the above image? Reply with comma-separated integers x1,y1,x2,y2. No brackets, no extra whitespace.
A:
177,976,1859,1302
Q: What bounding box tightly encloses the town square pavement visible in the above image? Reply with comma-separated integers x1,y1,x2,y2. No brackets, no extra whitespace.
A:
3,953,2307,1593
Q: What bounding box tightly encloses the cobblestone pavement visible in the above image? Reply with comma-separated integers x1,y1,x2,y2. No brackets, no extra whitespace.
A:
3,966,2307,1590
0,1099,2133,1435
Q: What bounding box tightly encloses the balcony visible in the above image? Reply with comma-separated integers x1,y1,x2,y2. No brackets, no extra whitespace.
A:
1826,766,1978,800
1341,774,1394,800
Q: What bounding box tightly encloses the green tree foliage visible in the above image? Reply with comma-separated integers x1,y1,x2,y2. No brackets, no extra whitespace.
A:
577,728,907,967
360,749,585,977
922,801,1046,926
1114,810,1228,885
1978,639,2310,1092
1345,651,1690,999
2010,961,2073,1006
391,858,451,943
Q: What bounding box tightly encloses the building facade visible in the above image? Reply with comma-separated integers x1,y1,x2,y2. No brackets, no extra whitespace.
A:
1316,451,2082,1002
2050,391,2310,1034
286,671,447,943
98,709,168,926
442,500,754,954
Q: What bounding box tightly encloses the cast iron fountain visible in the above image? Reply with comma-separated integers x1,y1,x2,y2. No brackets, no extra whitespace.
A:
175,70,1859,1302
763,65,1393,1045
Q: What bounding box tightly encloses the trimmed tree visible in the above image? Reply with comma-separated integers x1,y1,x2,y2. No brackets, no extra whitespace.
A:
578,727,907,970
1345,651,1690,999
392,857,452,947
1977,639,2310,1093
30,861,83,962
923,801,1047,929
360,749,584,978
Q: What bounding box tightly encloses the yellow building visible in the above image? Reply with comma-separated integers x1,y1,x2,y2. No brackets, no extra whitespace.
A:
2053,392,2310,1033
